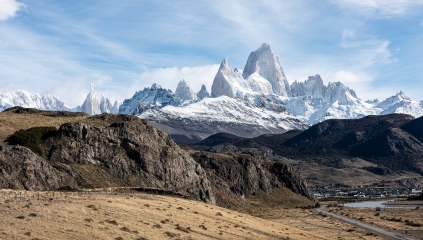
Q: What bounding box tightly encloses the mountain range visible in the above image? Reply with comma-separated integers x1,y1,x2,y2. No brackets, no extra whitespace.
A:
117,43,423,142
0,43,422,143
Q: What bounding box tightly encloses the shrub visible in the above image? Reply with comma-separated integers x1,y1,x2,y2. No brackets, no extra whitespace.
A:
406,221,422,227
6,126,57,157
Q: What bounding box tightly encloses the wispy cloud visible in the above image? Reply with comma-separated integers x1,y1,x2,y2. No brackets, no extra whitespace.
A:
334,0,423,17
341,29,395,67
0,0,25,21
0,0,422,106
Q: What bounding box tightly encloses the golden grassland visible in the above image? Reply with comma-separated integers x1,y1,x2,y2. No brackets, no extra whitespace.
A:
329,205,423,239
0,110,88,143
233,189,386,240
0,190,329,240
0,190,394,240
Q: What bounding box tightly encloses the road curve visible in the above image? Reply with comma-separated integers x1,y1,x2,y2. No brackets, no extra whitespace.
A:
316,206,416,240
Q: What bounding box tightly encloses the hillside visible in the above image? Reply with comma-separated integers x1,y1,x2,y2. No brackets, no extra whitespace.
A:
195,114,423,186
0,107,315,208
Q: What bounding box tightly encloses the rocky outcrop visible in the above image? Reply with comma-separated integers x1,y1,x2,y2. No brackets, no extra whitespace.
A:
242,43,291,97
0,145,78,190
196,84,210,100
0,108,317,207
211,59,239,98
81,83,101,115
99,94,114,114
191,151,316,207
40,114,215,204
175,79,197,101
291,75,326,98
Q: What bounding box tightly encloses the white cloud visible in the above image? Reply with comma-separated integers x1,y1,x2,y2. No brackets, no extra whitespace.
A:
128,64,220,97
341,30,394,67
333,71,360,83
335,0,423,17
0,0,25,21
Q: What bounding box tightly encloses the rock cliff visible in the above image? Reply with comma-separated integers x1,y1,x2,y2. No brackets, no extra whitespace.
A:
196,84,210,100
175,79,197,101
0,145,78,190
0,108,317,207
190,151,316,207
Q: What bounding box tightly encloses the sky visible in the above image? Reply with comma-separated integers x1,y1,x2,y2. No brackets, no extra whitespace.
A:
0,0,422,107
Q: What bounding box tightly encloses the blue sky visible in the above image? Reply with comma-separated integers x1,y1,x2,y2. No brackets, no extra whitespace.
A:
0,0,422,106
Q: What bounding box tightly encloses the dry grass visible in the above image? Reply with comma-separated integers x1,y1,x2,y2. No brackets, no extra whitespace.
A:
0,110,89,144
331,206,423,233
232,189,385,240
0,190,328,240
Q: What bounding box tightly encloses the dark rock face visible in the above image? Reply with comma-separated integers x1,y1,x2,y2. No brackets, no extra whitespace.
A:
199,114,423,174
191,151,316,207
42,115,215,204
0,110,316,207
0,145,78,190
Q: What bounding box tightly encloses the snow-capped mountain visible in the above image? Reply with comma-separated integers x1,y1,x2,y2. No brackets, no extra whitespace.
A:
242,43,291,96
81,83,101,115
377,91,423,116
118,82,308,141
211,43,291,97
1,43,420,143
119,83,182,115
140,95,308,141
99,94,120,114
211,58,273,97
175,79,197,101
211,44,290,98
117,43,423,142
0,90,71,112
79,82,121,115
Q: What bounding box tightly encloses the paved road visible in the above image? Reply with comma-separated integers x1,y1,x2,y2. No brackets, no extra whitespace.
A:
316,206,416,240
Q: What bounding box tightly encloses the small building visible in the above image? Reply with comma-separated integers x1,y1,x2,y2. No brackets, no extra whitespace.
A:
372,193,384,198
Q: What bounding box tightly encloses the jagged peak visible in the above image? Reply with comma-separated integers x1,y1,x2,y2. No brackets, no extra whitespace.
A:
197,84,210,100
396,91,406,98
219,58,230,70
151,83,162,90
90,82,96,92
177,78,190,86
258,43,271,51
175,79,197,101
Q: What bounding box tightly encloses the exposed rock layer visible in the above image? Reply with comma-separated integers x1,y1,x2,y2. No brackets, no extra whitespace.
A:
0,145,78,190
190,151,316,207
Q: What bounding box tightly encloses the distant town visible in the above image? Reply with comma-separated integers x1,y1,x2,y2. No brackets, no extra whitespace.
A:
310,183,422,200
